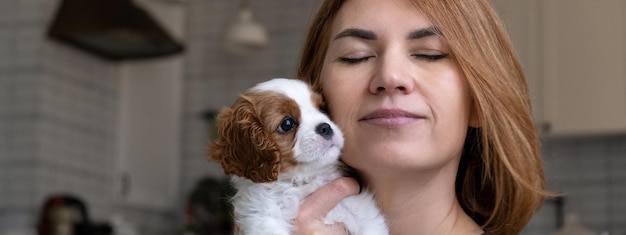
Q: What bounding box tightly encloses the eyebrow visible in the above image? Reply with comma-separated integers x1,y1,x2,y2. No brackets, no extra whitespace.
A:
407,26,442,39
333,28,377,41
333,26,442,41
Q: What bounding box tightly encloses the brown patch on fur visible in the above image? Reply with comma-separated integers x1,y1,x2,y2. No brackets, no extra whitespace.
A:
310,89,328,114
208,91,300,183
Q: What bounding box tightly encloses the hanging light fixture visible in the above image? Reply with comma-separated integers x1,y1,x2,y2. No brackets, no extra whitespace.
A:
47,0,184,61
222,0,269,55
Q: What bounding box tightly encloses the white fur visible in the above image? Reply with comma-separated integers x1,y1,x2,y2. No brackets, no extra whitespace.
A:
231,78,389,235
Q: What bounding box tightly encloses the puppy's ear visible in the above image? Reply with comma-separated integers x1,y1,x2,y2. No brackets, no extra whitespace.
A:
208,96,281,183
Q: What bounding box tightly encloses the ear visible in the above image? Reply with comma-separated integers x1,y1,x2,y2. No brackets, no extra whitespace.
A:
469,110,480,128
468,99,481,128
208,97,282,183
208,107,234,167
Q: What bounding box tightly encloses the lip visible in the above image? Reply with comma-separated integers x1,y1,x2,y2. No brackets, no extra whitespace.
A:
359,108,425,126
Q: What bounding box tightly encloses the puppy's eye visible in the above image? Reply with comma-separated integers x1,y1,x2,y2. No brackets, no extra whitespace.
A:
277,117,297,133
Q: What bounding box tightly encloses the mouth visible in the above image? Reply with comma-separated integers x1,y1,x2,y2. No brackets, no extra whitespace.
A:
359,108,425,126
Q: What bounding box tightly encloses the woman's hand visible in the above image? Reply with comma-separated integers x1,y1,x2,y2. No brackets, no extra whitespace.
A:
294,177,360,235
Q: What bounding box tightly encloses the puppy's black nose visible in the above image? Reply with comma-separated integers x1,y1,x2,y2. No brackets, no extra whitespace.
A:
315,123,334,140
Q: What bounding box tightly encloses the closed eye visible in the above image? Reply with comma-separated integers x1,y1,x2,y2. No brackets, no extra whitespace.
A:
412,53,449,61
339,56,375,64
340,53,448,63
277,116,298,133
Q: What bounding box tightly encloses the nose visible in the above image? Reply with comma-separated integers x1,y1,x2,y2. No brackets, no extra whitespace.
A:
369,54,414,94
315,123,334,140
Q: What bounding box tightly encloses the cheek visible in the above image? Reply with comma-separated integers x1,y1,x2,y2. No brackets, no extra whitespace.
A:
324,86,355,131
321,70,361,136
429,69,473,149
430,62,472,118
446,72,472,122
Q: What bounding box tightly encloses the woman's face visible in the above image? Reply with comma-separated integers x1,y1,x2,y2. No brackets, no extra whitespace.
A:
320,0,476,176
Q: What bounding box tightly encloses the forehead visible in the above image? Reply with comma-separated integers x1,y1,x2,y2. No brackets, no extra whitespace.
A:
331,0,431,35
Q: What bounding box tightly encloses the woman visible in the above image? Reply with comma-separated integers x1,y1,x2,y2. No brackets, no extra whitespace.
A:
295,0,548,234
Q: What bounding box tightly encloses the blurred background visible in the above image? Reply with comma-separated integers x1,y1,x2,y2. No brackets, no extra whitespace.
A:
0,0,624,234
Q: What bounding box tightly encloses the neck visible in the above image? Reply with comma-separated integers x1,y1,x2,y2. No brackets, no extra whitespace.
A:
363,163,483,235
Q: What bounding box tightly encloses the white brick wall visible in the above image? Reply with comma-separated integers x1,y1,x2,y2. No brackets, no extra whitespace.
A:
528,136,626,234
1,0,140,233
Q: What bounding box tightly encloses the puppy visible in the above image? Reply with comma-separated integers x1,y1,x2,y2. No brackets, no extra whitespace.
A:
208,78,388,235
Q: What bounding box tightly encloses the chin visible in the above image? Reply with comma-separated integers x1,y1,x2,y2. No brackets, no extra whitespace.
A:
344,142,448,173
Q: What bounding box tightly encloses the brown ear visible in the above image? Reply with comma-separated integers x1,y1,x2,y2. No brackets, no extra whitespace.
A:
208,96,281,183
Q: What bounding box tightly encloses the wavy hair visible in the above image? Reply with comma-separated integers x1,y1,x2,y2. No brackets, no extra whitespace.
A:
297,0,548,234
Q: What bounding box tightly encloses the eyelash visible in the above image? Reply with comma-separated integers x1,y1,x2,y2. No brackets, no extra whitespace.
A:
412,53,449,61
339,56,374,64
338,53,449,64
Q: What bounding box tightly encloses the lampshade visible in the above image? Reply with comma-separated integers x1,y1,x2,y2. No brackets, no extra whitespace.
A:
222,3,269,55
47,0,184,60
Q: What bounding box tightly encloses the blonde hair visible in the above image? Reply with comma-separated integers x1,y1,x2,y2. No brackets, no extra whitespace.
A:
297,0,548,234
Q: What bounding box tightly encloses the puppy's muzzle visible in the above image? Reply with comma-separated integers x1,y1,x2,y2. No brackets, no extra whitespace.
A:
315,123,334,140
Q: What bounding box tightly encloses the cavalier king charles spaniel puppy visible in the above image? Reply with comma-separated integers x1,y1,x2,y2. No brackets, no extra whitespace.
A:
208,78,388,235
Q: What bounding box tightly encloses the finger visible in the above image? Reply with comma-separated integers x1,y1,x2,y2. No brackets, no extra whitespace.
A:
298,177,360,220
